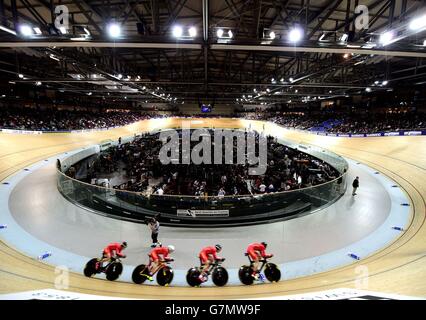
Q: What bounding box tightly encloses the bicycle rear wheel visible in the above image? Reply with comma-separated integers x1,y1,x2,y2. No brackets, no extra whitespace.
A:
157,266,174,286
132,264,149,284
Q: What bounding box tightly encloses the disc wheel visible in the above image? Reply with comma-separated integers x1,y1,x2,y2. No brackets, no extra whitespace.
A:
212,266,228,287
264,263,281,282
105,262,123,281
83,258,98,277
186,267,202,287
132,264,149,284
238,265,254,285
157,266,174,286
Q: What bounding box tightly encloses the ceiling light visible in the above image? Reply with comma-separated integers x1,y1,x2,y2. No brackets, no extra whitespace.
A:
173,25,183,38
289,77,294,83
0,26,17,35
19,25,33,36
33,27,42,35
35,81,42,86
295,89,298,93
343,53,350,59
409,15,426,31
87,92,92,95
117,74,123,79
288,27,303,43
340,33,348,42
382,80,388,86
59,27,67,34
266,88,270,92
49,54,59,61
228,30,233,38
379,31,394,46
269,31,276,39
188,27,197,37
280,78,284,83
70,37,87,41
374,80,379,85
108,23,121,38
366,87,371,92
18,74,24,78
217,29,224,38
84,28,90,36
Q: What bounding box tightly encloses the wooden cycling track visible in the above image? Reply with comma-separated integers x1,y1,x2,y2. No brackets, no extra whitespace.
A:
0,118,425,299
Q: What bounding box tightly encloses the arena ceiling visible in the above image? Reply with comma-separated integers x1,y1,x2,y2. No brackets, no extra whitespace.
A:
0,0,426,105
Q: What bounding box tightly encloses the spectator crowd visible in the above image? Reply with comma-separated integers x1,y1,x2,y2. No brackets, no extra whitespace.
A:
74,129,339,197
0,107,163,131
1,105,424,134
242,111,426,134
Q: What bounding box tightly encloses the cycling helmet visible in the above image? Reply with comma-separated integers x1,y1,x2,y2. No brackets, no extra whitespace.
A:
167,245,175,253
121,241,128,248
261,242,267,248
215,244,222,252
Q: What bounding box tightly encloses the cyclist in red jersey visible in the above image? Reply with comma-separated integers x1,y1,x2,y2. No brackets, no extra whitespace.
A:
247,242,273,279
146,244,175,281
198,244,223,282
97,241,127,269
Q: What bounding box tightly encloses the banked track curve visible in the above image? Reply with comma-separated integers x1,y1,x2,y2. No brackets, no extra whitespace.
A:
0,118,425,299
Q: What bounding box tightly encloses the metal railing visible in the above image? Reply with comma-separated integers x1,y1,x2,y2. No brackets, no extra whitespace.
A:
56,134,348,226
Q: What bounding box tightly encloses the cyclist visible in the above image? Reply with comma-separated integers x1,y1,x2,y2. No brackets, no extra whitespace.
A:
145,244,175,281
246,242,273,280
97,241,127,270
198,244,224,282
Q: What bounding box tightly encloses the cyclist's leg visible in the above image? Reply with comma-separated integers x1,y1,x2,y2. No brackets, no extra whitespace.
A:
201,261,210,275
199,254,209,275
145,255,155,281
151,259,163,274
253,252,262,273
248,251,260,277
150,259,159,275
97,251,110,269
147,254,154,272
207,256,215,273
198,254,209,281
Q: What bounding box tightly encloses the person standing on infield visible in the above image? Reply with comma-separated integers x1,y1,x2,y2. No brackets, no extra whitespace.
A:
147,214,161,247
352,176,359,196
